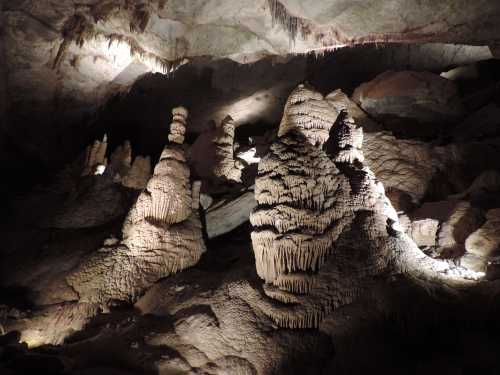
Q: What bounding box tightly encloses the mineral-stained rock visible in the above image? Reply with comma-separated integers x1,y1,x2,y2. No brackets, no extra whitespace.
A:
465,209,500,258
353,71,464,137
66,107,205,305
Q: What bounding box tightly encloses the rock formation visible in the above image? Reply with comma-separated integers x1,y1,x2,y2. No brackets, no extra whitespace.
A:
250,84,483,329
81,134,108,176
463,209,500,272
353,71,465,137
66,107,205,305
189,115,244,185
212,116,243,183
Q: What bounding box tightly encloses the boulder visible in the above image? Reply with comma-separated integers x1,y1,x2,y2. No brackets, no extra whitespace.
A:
353,71,464,137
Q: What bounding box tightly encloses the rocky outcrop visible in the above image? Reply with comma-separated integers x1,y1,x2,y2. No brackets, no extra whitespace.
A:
66,107,205,305
353,71,464,137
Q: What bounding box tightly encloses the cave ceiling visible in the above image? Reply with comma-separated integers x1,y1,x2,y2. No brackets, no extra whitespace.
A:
1,1,500,170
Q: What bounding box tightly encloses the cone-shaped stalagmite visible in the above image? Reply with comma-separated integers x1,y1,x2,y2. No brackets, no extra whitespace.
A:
250,85,482,329
67,107,206,304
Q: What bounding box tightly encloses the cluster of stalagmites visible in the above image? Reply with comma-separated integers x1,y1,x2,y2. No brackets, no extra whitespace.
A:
81,134,151,189
250,84,480,329
66,107,206,304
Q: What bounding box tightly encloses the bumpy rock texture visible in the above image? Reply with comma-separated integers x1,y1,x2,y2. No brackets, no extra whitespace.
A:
3,0,500,174
250,84,480,329
189,115,243,184
67,107,205,305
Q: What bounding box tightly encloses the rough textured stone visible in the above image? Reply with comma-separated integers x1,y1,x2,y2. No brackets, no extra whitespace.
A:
465,209,500,258
353,71,464,136
411,200,484,257
250,85,481,329
66,108,205,305
363,132,440,204
410,219,440,248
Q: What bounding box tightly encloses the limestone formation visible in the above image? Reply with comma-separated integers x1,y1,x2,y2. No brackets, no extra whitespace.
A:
81,134,108,176
169,107,188,144
121,155,152,190
66,107,205,304
251,85,482,329
410,200,484,257
277,84,338,146
108,140,133,180
464,209,500,270
353,71,465,135
363,132,440,204
212,116,243,183
251,86,390,328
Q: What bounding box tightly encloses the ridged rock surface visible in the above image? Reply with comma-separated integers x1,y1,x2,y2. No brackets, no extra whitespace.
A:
251,84,483,329
67,107,205,305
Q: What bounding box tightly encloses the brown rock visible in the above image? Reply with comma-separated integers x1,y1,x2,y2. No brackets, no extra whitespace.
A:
353,71,464,137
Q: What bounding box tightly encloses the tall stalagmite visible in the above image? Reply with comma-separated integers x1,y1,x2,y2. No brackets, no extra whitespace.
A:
250,85,481,329
67,107,206,304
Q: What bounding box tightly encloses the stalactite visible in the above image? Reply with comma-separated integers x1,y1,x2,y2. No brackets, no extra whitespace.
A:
267,0,306,42
53,9,188,74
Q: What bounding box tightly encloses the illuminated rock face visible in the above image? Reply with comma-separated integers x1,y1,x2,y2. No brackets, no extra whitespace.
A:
67,107,205,304
250,85,481,329
251,85,393,327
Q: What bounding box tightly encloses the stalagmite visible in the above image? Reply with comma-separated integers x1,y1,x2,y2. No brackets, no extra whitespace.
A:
213,115,243,183
121,155,152,190
250,84,483,329
81,134,108,176
67,107,205,305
